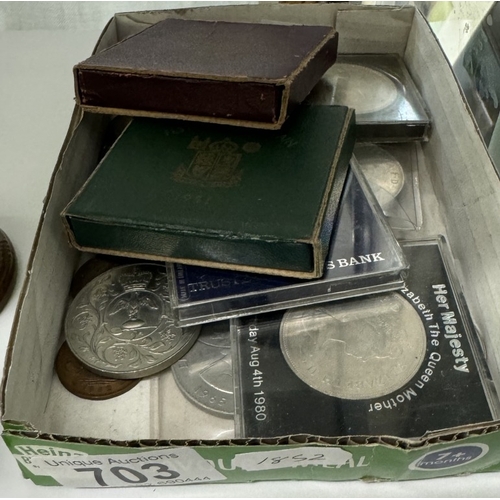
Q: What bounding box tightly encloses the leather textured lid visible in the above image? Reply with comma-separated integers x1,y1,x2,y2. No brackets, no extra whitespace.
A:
77,18,335,81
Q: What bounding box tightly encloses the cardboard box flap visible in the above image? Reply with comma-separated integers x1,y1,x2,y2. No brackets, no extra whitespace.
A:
2,113,109,427
336,7,414,55
5,0,500,443
149,2,337,26
404,14,500,390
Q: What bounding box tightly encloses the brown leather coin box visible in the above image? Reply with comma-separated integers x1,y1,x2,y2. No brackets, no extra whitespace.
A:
74,17,339,129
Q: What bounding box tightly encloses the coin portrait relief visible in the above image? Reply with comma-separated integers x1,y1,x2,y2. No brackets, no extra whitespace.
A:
280,293,427,400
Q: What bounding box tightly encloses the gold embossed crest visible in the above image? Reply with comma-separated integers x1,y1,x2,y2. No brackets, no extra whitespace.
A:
172,136,260,187
65,263,200,379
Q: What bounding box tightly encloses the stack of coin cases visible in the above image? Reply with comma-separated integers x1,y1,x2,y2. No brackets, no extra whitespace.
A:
58,16,498,443
306,53,430,232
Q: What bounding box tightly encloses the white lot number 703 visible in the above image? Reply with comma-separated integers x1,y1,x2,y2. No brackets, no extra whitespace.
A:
18,448,226,488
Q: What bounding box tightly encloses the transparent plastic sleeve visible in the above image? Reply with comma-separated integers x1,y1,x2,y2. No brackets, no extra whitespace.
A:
354,142,424,231
306,53,431,142
168,161,408,327
232,237,498,439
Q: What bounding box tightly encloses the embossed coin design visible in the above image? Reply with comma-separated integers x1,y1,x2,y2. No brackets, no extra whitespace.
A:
70,255,138,298
355,144,405,213
315,64,399,114
0,228,16,309
172,320,233,418
280,293,427,400
55,342,140,400
65,264,200,379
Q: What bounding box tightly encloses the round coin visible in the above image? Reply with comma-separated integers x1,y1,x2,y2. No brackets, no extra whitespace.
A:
70,255,139,299
65,263,200,379
172,320,234,418
355,143,405,213
55,342,140,400
314,63,399,115
0,228,16,310
280,293,427,400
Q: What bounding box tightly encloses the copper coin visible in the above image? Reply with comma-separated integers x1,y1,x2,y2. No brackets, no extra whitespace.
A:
0,228,16,310
55,342,140,400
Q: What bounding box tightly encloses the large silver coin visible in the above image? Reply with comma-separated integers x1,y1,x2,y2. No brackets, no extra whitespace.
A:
65,263,200,379
172,320,233,418
310,63,399,115
280,293,426,400
355,144,405,213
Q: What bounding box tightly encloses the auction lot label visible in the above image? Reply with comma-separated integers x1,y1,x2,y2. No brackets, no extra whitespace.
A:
16,448,226,487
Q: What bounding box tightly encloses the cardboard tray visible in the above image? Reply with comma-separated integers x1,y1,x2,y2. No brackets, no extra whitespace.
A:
3,3,500,487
